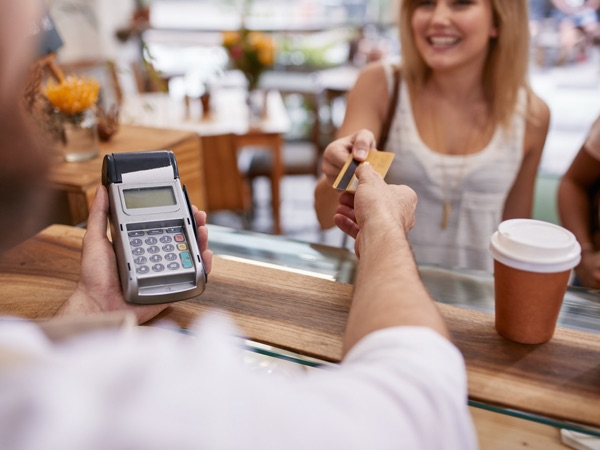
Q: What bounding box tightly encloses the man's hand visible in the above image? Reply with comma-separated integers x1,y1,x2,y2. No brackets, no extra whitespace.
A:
333,163,417,258
57,185,213,324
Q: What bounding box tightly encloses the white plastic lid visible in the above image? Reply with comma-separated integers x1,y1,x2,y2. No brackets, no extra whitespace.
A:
489,219,581,273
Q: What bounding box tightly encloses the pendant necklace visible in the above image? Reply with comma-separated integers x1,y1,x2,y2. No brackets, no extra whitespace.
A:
439,151,469,230
429,104,478,231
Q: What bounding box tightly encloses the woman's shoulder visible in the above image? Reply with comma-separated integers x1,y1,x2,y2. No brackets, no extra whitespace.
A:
356,61,391,83
525,89,551,127
354,61,403,100
522,89,551,155
352,62,395,102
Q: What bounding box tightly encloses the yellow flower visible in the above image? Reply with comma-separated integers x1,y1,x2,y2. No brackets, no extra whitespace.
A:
44,75,100,115
258,47,274,66
222,29,275,90
245,31,262,47
222,31,239,47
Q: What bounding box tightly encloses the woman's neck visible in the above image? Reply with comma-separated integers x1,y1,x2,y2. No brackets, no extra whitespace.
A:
425,69,486,105
413,68,495,156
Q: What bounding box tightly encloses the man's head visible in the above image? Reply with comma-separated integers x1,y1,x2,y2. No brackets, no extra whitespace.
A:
0,2,52,252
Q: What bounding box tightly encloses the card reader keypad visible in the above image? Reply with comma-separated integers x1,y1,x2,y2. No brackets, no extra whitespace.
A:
128,227,194,275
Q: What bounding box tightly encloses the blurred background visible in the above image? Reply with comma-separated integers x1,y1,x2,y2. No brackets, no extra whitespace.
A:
44,0,600,245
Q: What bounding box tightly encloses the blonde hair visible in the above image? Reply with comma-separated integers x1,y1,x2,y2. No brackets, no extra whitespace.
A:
399,0,530,129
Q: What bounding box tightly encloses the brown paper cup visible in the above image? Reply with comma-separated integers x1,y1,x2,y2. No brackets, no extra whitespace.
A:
490,219,581,344
493,260,570,344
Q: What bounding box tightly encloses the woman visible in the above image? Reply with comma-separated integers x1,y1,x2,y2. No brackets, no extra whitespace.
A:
558,114,600,289
315,0,550,272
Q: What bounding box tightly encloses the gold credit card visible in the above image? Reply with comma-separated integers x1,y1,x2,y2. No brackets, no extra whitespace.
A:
333,151,395,192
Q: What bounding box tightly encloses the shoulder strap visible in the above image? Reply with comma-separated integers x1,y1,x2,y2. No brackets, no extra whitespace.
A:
378,65,401,151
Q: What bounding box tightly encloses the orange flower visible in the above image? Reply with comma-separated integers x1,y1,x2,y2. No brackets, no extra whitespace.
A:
222,31,241,47
222,29,275,90
44,75,100,115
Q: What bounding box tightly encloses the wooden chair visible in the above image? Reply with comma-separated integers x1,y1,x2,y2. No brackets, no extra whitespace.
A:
238,140,320,227
201,134,252,225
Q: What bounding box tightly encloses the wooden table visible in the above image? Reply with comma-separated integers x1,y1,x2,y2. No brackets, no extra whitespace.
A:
48,124,206,226
120,88,291,234
1,224,599,434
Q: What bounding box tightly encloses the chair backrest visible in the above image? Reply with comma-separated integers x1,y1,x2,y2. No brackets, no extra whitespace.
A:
201,134,249,212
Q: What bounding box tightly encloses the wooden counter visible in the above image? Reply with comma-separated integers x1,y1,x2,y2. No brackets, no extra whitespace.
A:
1,225,599,431
48,124,206,226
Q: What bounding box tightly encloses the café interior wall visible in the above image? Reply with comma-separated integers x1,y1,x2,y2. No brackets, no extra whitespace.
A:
48,0,135,63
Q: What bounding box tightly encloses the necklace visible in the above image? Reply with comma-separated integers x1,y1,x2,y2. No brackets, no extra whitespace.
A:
438,152,469,230
428,103,481,230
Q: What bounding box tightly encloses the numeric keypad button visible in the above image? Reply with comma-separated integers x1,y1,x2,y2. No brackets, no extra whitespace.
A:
179,251,193,269
152,264,165,272
130,238,143,247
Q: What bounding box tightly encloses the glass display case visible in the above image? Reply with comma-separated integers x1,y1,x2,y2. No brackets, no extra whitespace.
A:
207,224,600,438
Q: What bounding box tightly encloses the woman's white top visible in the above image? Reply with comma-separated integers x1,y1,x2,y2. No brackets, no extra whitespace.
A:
382,68,527,272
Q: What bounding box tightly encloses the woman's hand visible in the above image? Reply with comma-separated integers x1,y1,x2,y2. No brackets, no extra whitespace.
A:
321,129,377,187
575,250,600,290
57,185,213,324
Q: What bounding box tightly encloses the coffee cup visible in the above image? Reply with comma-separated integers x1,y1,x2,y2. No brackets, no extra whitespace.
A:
489,219,581,344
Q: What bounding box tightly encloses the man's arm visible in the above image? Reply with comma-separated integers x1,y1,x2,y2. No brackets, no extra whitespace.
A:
334,164,449,356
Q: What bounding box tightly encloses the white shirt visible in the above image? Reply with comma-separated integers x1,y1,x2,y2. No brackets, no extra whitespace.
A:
382,65,526,272
0,312,477,450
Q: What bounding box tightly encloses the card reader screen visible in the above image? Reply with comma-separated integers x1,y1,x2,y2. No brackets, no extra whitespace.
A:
123,186,176,209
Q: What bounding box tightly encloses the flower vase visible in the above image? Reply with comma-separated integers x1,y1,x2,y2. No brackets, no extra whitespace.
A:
61,108,99,162
246,87,267,128
200,91,212,119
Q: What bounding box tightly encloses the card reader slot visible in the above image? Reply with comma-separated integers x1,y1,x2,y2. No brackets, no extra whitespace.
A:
138,280,198,297
137,271,196,286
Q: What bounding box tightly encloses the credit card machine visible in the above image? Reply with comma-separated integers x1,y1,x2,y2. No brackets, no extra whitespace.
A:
101,150,207,304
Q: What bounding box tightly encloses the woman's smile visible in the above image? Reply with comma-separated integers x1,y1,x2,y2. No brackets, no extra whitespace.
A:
427,35,462,49
412,0,496,73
